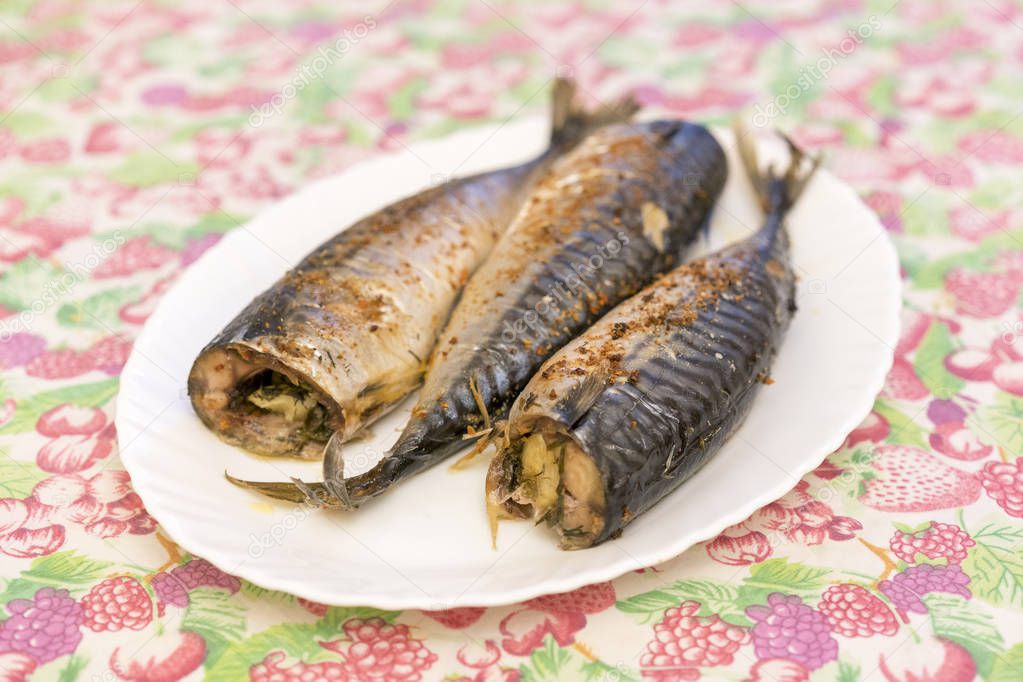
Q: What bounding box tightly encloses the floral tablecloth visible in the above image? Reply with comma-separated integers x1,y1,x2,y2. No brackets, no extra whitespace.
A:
1,0,1023,680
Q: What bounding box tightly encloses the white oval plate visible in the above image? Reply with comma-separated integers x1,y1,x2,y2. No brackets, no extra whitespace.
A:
117,118,900,609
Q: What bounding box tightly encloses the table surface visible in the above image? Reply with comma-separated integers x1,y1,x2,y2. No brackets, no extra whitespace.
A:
1,1,1022,680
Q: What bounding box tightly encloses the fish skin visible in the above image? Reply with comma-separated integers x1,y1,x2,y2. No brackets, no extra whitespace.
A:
489,132,817,548
338,120,728,501
191,79,636,459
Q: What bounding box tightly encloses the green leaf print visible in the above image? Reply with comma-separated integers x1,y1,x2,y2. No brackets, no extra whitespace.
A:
836,660,861,682
22,551,114,586
873,399,928,449
616,579,744,625
969,392,1023,455
0,552,114,611
0,378,119,436
865,74,898,117
56,286,140,330
961,522,1023,609
108,152,199,188
238,580,297,602
912,321,964,398
580,659,643,682
901,192,948,238
203,607,397,681
923,594,1005,678
388,77,428,120
314,606,399,634
740,559,831,598
911,228,1023,289
0,450,47,498
0,256,63,312
56,654,89,682
988,643,1023,682
182,588,248,667
204,621,327,681
520,635,573,682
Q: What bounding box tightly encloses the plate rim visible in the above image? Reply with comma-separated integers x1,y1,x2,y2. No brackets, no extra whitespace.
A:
117,120,902,609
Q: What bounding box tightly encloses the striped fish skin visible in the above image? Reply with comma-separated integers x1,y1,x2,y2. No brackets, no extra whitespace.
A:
342,120,728,501
192,79,636,460
488,136,815,548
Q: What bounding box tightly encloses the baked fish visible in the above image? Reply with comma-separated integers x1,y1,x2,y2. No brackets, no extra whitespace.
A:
190,79,636,459
486,130,817,548
238,119,727,505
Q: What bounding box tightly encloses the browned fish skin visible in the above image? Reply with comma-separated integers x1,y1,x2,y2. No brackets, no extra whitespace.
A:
487,133,817,548
292,120,728,505
191,80,637,459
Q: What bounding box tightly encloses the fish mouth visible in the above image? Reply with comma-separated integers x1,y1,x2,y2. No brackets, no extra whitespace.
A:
486,424,605,550
188,346,342,459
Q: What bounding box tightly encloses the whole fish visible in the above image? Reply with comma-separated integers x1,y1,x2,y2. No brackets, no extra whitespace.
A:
486,130,818,548
190,79,637,459
237,119,727,505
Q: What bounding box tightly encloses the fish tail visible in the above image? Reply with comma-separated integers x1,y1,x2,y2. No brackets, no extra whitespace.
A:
226,432,355,509
549,78,639,150
733,120,820,220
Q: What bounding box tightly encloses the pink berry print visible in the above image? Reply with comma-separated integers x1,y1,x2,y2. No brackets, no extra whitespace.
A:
296,597,329,617
24,348,95,380
816,584,898,638
316,617,437,681
80,576,153,632
889,521,975,564
36,404,107,438
639,601,749,679
109,630,205,682
421,607,485,629
978,458,1023,517
92,236,176,279
881,357,929,401
524,581,616,614
859,446,981,512
250,651,349,681
944,268,1020,318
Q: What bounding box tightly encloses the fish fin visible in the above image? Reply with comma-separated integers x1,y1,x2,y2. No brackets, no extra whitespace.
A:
732,120,820,215
559,368,610,427
225,472,324,504
549,78,639,150
322,431,353,508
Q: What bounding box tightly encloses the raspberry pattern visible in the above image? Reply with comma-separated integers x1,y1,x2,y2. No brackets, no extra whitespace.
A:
0,588,83,663
80,576,153,633
171,558,241,592
639,601,749,679
250,651,350,681
979,458,1023,518
151,572,189,609
889,521,975,564
816,584,898,638
878,564,972,615
332,618,437,681
745,593,837,671
250,618,438,682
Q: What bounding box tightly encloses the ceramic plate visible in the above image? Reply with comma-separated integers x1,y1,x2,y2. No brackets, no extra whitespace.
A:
117,118,900,609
